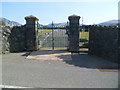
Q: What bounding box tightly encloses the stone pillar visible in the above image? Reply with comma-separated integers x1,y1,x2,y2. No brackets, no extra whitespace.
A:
25,15,39,51
68,14,80,53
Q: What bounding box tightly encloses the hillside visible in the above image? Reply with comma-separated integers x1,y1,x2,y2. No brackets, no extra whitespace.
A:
0,17,22,26
1,17,118,27
44,20,118,27
97,20,118,26
45,22,67,27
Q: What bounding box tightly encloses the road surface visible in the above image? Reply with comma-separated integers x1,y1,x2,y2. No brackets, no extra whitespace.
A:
2,51,119,88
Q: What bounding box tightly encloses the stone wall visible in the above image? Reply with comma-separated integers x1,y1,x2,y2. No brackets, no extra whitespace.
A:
88,25,118,62
1,26,27,53
1,15,39,53
1,27,11,53
9,25,27,52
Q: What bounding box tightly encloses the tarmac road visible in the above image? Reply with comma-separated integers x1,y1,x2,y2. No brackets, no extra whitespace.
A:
2,51,119,88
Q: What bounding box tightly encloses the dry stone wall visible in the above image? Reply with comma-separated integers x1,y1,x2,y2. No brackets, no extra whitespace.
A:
9,25,27,52
88,25,119,62
1,15,39,53
1,27,11,53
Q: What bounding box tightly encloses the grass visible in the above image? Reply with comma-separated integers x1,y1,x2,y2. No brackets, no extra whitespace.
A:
80,32,89,40
38,29,89,48
38,29,89,40
38,29,62,37
38,29,52,37
79,32,89,48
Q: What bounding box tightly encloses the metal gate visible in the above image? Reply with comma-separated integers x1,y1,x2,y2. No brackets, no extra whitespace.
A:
38,22,68,50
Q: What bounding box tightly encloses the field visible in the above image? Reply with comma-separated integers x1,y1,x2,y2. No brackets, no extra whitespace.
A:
80,32,89,40
38,29,52,37
38,29,89,48
38,29,89,40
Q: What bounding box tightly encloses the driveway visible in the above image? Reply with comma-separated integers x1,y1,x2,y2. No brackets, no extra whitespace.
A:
2,50,119,88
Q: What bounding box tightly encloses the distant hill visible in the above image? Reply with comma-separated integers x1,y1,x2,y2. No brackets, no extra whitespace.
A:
45,22,67,27
0,17,22,26
45,20,119,27
0,17,118,27
97,20,118,26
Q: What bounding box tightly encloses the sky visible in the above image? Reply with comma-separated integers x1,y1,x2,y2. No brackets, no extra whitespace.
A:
1,1,119,25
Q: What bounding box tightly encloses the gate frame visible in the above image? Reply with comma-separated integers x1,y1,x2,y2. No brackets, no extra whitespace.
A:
38,22,68,50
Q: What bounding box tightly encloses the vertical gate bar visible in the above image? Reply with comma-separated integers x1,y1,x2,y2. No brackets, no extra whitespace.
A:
52,21,54,50
63,28,64,48
59,28,60,48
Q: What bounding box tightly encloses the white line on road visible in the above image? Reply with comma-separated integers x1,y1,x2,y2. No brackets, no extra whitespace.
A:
0,85,32,88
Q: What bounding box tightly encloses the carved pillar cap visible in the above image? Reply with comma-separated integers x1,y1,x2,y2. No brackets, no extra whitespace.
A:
25,15,39,21
68,14,81,20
